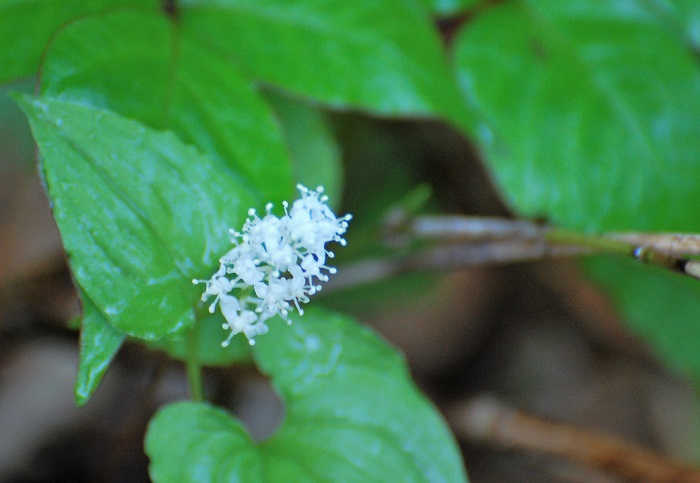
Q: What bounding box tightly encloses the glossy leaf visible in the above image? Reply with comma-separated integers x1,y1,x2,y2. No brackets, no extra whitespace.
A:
147,401,262,481
266,93,343,206
17,96,256,339
453,1,700,380
146,309,467,482
179,0,474,130
40,10,292,202
453,1,700,232
75,288,126,406
0,0,158,82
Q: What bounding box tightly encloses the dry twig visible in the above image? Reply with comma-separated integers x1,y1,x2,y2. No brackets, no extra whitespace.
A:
447,395,700,483
331,215,700,291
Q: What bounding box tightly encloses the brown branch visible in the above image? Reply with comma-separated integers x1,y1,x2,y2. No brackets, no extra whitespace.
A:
408,216,543,241
328,215,700,294
446,395,700,483
611,233,700,256
407,215,700,259
324,239,590,294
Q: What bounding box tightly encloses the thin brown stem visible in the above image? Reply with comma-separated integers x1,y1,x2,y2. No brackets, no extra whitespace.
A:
407,215,700,259
324,239,589,294
610,233,700,256
402,215,700,280
446,395,700,483
409,215,543,241
329,216,700,294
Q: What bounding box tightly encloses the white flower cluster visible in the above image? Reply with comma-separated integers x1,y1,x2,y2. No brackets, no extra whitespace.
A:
194,185,351,346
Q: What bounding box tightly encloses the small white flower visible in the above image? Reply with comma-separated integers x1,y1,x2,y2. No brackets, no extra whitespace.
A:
193,185,351,346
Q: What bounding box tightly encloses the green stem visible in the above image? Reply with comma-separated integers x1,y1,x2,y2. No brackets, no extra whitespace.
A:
545,227,635,256
186,328,204,402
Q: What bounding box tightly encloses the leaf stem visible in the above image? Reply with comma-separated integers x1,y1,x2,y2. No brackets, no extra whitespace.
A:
186,327,204,402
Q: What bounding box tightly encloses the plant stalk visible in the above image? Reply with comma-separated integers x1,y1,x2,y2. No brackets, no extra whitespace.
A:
186,328,204,402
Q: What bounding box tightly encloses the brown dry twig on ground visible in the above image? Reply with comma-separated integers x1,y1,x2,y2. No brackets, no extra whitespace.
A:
446,395,700,483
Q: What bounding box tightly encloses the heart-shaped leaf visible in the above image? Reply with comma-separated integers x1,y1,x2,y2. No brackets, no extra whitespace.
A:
453,1,700,232
146,309,467,482
453,1,700,379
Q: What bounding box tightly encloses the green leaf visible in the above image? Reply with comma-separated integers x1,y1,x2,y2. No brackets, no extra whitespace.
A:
75,288,125,406
587,257,700,379
40,9,292,202
454,1,700,380
179,0,474,130
146,309,467,482
453,1,700,232
266,92,343,206
148,312,251,367
16,95,256,340
645,0,700,51
255,309,464,482
0,0,158,82
147,402,263,482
